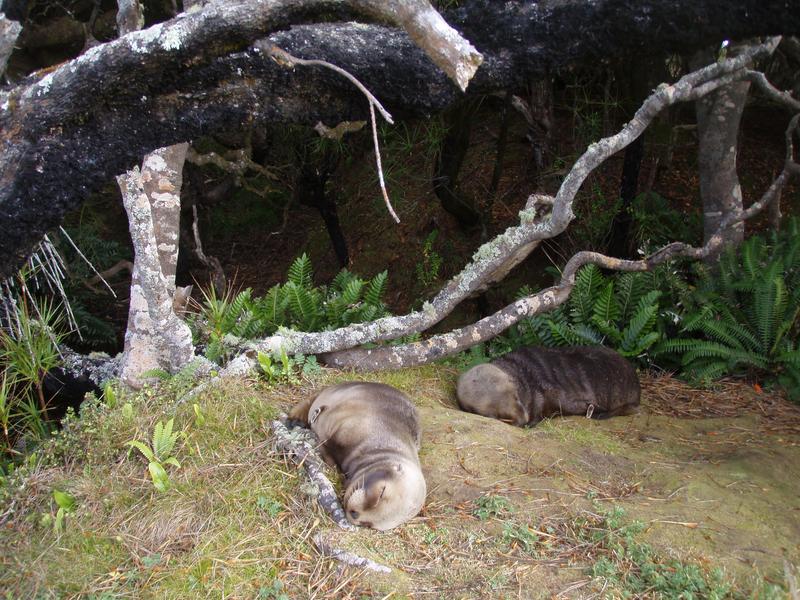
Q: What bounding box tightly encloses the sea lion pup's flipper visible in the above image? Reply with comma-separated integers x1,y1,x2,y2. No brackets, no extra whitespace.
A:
286,394,315,427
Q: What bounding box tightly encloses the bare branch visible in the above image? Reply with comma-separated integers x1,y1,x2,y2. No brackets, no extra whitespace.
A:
313,532,392,572
262,43,401,223
746,69,800,112
353,0,483,92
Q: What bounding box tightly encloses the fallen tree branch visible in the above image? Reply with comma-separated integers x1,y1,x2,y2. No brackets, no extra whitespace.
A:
151,39,799,390
0,0,483,278
323,113,800,369
313,532,392,573
271,417,355,531
244,39,784,359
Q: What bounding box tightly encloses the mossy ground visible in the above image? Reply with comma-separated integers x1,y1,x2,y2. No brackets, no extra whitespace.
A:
1,365,799,598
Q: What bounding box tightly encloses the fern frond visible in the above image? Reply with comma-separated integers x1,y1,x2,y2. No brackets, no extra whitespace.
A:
686,360,729,384
570,264,604,325
341,278,365,306
287,253,314,289
285,282,320,331
364,271,388,307
615,272,646,323
681,341,737,364
591,282,618,327
331,268,355,292
546,320,578,346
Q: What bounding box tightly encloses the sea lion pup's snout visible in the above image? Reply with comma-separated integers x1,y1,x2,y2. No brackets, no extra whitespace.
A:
289,381,427,530
456,363,528,426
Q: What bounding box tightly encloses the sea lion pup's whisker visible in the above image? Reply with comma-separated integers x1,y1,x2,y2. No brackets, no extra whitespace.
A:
287,381,426,531
456,346,640,427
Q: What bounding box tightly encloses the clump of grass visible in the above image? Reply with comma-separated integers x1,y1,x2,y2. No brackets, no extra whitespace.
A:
574,505,785,598
472,493,513,520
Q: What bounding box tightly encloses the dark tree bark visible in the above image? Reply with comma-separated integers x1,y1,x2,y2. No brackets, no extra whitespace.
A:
294,150,350,267
432,99,481,228
1,0,799,278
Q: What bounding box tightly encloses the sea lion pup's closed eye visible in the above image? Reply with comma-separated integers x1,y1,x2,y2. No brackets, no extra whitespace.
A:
457,346,640,427
287,382,426,530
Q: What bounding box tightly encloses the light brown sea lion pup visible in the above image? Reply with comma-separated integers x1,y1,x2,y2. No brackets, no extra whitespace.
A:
287,382,426,530
456,346,640,427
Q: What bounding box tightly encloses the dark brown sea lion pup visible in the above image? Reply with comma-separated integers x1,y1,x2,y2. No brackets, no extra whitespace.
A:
287,382,426,530
456,346,640,427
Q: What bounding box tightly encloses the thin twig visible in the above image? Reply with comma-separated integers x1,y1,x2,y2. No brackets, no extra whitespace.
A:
58,226,116,297
369,101,401,223
262,43,400,223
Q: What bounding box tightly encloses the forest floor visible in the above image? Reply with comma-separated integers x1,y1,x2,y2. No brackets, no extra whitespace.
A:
1,365,799,598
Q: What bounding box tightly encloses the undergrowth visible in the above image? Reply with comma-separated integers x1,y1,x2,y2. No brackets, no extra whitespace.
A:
657,219,800,399
191,253,389,363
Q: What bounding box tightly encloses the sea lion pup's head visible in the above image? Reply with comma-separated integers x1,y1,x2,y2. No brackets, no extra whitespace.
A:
456,363,528,426
343,460,427,531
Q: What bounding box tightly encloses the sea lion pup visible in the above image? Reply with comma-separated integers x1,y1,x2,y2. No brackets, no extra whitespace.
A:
456,346,640,427
287,382,426,530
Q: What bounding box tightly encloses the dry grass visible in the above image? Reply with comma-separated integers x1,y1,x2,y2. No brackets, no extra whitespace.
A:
643,373,800,435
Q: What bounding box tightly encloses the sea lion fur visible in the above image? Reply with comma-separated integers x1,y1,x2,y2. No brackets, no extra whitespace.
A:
288,382,426,530
456,346,640,427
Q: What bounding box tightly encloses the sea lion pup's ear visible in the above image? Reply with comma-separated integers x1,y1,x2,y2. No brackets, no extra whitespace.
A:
394,463,403,473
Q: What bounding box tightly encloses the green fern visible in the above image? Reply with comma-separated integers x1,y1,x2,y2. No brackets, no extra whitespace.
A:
496,266,665,364
364,271,388,308
192,255,392,364
657,220,800,400
287,253,314,289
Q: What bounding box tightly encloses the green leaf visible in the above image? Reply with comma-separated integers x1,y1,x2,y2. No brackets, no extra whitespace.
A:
152,418,178,460
148,462,170,492
287,253,314,289
103,382,116,408
55,507,66,533
162,456,181,469
193,403,206,427
127,440,156,463
53,489,76,511
364,271,388,307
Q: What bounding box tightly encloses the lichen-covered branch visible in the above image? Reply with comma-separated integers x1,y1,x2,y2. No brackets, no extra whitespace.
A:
0,12,21,76
249,39,783,360
323,114,800,370
313,532,392,573
271,418,355,531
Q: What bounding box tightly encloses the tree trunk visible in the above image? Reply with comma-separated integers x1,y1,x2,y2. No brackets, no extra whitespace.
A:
691,46,752,260
118,144,195,389
432,99,481,228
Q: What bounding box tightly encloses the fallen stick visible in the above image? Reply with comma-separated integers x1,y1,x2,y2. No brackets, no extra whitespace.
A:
313,532,392,573
270,418,355,531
